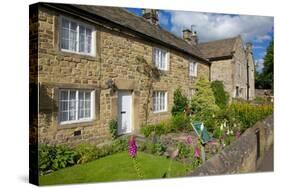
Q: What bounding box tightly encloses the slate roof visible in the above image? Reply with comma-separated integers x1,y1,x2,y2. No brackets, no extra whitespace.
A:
197,37,239,60
42,3,208,62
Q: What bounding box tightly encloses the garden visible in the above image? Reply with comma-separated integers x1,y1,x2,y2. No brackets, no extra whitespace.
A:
39,78,273,185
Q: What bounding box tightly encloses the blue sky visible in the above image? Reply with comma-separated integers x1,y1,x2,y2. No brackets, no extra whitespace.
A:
127,8,274,73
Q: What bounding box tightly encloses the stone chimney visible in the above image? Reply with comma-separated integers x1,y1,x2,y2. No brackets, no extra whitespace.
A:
246,42,253,54
183,29,198,45
142,9,159,25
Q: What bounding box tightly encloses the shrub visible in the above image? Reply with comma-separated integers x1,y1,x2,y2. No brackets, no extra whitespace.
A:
141,122,168,137
191,78,220,132
211,80,229,108
155,142,167,156
39,144,77,175
74,143,100,164
177,143,194,160
171,113,191,131
230,102,273,131
172,87,189,115
109,119,118,139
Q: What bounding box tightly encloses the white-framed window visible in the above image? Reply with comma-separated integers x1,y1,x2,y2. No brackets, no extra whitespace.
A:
189,62,198,77
153,47,169,71
60,16,96,56
153,91,167,112
59,89,95,124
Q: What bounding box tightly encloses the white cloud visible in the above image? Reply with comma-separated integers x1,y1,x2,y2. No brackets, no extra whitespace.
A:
254,34,272,43
253,45,265,49
167,11,273,44
255,59,264,72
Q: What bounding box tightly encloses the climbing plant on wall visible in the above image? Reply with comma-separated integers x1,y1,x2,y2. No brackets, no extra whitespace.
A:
135,56,161,125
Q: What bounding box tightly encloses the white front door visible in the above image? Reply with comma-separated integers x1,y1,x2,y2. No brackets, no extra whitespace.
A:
118,91,133,134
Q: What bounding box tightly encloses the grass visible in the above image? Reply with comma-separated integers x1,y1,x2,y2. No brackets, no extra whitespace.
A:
39,151,187,185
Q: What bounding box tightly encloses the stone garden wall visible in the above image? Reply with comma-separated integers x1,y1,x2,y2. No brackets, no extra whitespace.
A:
189,115,273,176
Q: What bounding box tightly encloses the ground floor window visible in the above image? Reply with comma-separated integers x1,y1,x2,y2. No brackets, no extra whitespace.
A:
153,91,167,112
59,89,94,124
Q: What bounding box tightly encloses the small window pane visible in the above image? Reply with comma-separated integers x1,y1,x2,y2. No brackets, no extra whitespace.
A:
86,28,92,53
69,22,77,51
79,26,85,52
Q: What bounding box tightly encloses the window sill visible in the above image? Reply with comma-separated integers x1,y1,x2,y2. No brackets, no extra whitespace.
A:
57,119,95,129
58,49,99,61
153,110,168,114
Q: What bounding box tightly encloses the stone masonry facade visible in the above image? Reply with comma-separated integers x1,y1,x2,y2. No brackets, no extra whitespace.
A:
30,3,254,146
30,4,209,146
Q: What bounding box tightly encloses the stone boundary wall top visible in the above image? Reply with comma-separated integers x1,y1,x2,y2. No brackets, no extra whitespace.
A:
189,115,273,176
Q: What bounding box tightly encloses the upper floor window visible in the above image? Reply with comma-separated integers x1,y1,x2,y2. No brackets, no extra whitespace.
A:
60,17,96,56
153,48,169,71
59,89,95,124
153,91,167,113
189,62,197,77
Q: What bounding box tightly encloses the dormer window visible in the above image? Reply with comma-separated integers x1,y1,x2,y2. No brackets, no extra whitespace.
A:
189,62,198,77
153,47,169,71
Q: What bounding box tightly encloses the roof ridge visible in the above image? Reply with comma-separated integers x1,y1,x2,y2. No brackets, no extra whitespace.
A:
198,36,239,45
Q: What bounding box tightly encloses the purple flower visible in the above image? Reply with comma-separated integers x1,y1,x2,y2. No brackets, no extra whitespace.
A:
128,136,137,158
194,147,201,158
236,131,241,139
186,136,193,144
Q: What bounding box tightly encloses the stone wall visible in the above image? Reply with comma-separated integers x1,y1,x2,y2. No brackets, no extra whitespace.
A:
189,115,273,176
210,59,233,97
233,37,248,99
34,5,210,146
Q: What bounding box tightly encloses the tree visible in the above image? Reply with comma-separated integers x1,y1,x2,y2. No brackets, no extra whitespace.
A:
211,80,229,109
263,40,274,89
191,78,219,131
255,40,273,89
171,87,189,116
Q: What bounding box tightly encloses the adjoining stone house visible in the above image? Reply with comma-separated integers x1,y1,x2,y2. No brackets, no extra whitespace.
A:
29,3,254,146
198,36,255,100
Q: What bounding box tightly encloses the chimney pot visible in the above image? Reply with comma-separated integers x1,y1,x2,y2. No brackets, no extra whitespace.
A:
183,29,198,45
142,9,159,25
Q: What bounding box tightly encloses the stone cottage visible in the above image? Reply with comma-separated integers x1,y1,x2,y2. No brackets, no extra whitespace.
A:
29,3,254,146
198,36,255,100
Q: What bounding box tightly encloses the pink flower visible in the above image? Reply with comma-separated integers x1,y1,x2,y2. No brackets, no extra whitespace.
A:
186,136,193,144
194,147,201,158
128,136,137,158
236,131,241,139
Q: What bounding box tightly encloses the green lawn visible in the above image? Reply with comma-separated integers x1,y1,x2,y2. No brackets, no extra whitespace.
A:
39,151,187,185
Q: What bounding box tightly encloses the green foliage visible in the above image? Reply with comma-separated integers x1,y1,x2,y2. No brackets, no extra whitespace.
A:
109,119,118,139
211,80,229,108
191,78,219,131
74,143,100,164
177,143,193,159
141,122,169,137
255,40,273,89
39,144,78,175
141,114,191,137
171,113,191,132
155,143,167,156
172,87,189,115
230,102,273,132
39,138,128,174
